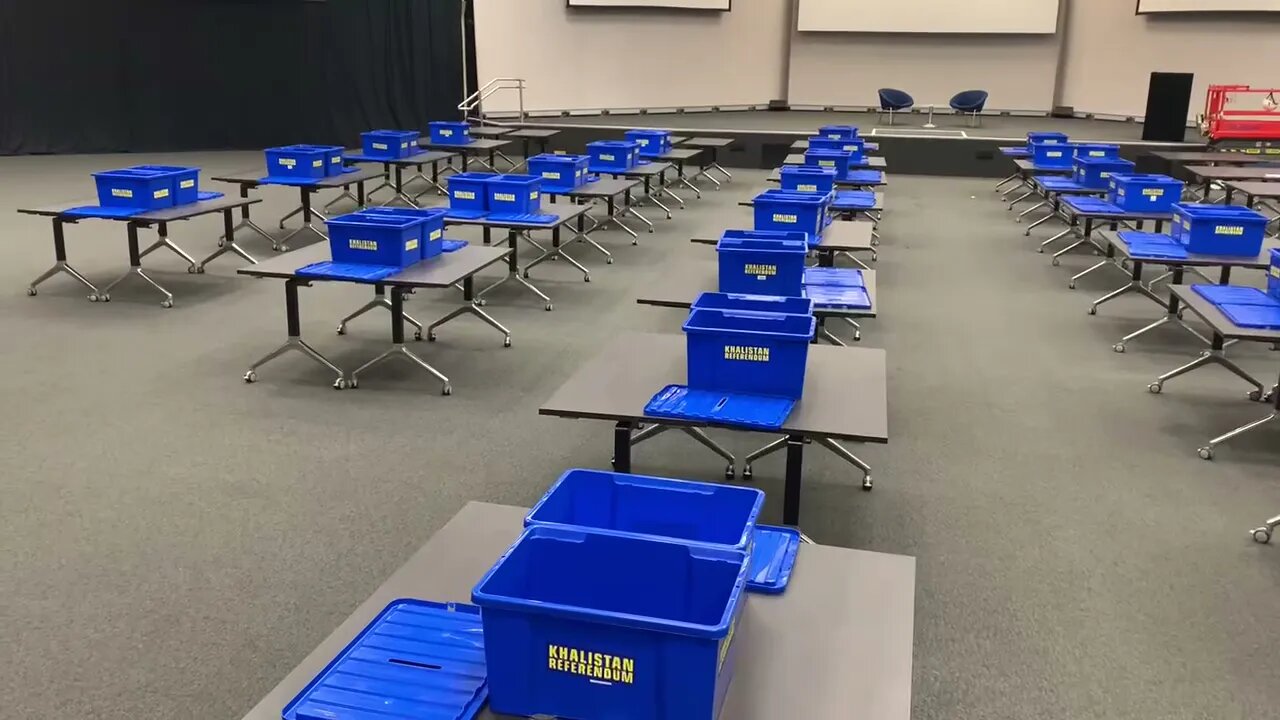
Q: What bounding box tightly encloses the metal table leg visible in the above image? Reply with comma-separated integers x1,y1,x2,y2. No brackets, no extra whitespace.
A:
706,147,732,182
244,279,346,388
222,185,280,250
1198,375,1279,460
743,433,872,492
99,223,175,307
425,275,511,346
523,224,591,282
674,159,702,199
475,229,554,311
1002,177,1029,202
639,176,673,220
27,218,100,299
409,160,449,199
1089,260,1164,315
598,195,638,241
1051,218,1110,267
349,286,453,395
335,284,424,339
138,221,198,272
1149,332,1266,399
622,423,736,480
323,181,364,212
1112,267,1209,353
198,209,258,271
277,188,328,251
995,171,1019,191
570,208,612,262
1016,199,1048,222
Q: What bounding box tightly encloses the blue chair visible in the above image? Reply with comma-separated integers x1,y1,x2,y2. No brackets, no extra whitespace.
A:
949,90,989,127
878,88,914,126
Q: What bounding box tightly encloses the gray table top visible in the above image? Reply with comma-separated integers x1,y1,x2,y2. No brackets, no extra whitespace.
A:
656,147,703,162
1170,285,1280,343
781,153,887,169
637,263,878,319
212,166,385,188
468,127,515,138
1097,230,1276,269
741,192,886,211
234,502,916,720
683,137,735,148
1062,203,1170,222
540,332,889,442
693,219,875,251
444,203,590,229
236,243,510,287
599,161,674,178
1182,165,1280,181
546,177,642,198
343,149,458,166
1153,151,1280,165
668,135,690,145
419,137,512,151
508,128,561,139
1225,180,1280,200
1014,159,1073,174
17,194,259,220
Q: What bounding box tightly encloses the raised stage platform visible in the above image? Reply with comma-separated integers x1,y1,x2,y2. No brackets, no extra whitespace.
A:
494,110,1207,178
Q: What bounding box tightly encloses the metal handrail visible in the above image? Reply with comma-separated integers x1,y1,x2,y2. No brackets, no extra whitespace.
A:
459,78,526,123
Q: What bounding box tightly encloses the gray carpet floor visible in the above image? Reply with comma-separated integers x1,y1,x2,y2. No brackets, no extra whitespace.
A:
2,152,1277,720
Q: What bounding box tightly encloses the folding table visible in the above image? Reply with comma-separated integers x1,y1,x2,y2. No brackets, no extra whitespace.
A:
507,127,561,170
780,153,888,169
1036,198,1170,272
650,146,706,199
693,219,877,269
539,332,889,523
637,263,877,345
739,193,886,242
1223,180,1280,235
1181,164,1280,202
590,161,678,228
212,166,384,250
545,176,645,251
1005,159,1073,209
1152,150,1280,169
445,205,594,310
18,194,262,307
231,502,916,720
1149,286,1280,462
767,165,887,189
236,243,512,393
338,149,459,206
995,146,1031,191
789,139,882,153
417,137,512,173
681,137,736,188
1086,230,1274,353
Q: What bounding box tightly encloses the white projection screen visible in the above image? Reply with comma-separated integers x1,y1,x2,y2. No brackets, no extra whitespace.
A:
568,0,730,8
1137,0,1280,11
798,0,1059,33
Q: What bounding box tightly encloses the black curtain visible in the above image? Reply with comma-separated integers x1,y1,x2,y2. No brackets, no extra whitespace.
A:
0,0,465,155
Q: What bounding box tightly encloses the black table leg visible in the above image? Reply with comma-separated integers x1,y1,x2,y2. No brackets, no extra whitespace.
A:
613,422,633,473
1220,266,1232,284
784,435,804,526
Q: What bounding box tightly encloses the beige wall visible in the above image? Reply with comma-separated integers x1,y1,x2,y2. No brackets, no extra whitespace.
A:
473,0,790,114
1060,0,1280,119
787,33,1061,111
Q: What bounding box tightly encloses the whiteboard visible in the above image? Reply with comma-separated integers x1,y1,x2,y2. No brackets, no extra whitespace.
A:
568,0,730,8
1138,0,1280,10
798,0,1059,33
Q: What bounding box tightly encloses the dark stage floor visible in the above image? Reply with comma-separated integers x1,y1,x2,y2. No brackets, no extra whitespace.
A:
520,109,1199,145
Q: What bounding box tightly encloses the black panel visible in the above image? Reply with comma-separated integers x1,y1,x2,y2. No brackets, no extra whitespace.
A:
0,0,464,155
1142,72,1194,142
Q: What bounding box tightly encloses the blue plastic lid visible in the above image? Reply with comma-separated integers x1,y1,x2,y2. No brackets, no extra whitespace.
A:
63,205,147,219
644,384,797,431
1217,303,1280,329
282,599,488,720
1117,230,1177,246
443,208,489,220
804,285,872,310
1192,284,1280,307
297,261,402,282
803,267,864,288
485,213,559,225
747,526,801,594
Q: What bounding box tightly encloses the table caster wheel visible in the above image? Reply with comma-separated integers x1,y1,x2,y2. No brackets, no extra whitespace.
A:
1176,309,1184,320
195,265,206,274
1198,446,1214,460
665,213,672,220
722,464,734,480
584,275,591,283
1051,258,1060,267
854,332,862,342
647,228,655,234
442,384,453,396
27,287,38,296
610,456,617,469
1148,382,1162,394
1037,247,1044,254
333,378,347,390
187,266,198,274
88,293,99,302
503,336,512,348
522,271,530,279
862,476,873,491
1249,388,1263,401
1113,343,1125,353
606,257,614,265
336,325,346,336
1088,307,1097,316
545,303,553,311
476,298,486,307
349,377,359,389
1068,281,1076,290
426,331,438,342
160,299,173,309
413,330,423,341
1253,527,1272,544
243,371,257,384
